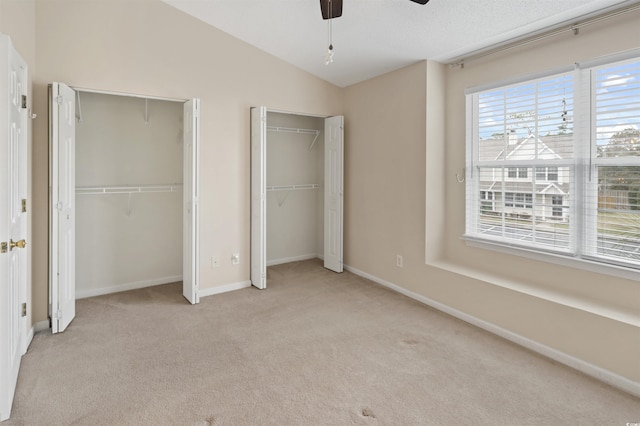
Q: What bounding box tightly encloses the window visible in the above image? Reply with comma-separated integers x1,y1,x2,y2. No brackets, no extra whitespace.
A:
552,195,563,217
518,167,528,178
465,55,640,271
504,192,532,208
536,166,559,181
508,167,528,178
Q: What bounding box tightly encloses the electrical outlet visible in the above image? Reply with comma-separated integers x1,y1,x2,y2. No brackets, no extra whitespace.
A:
396,255,403,268
211,256,220,268
232,253,240,265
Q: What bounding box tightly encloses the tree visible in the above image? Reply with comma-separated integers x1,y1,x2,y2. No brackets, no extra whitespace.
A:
599,128,640,210
600,127,640,157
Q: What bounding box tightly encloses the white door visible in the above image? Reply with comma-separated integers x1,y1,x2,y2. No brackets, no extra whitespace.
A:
324,116,344,273
50,82,76,333
183,99,200,304
250,107,267,289
0,35,28,421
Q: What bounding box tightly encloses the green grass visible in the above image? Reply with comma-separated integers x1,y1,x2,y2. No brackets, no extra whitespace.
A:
598,211,640,237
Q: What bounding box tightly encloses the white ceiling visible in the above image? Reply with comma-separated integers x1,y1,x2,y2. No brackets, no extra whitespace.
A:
163,0,639,87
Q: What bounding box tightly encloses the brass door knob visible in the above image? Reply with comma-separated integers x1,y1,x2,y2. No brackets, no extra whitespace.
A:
9,239,26,250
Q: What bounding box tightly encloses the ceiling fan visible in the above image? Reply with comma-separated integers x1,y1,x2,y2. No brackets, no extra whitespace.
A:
320,0,430,20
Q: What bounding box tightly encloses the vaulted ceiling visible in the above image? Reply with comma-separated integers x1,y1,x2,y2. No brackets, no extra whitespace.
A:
163,0,639,87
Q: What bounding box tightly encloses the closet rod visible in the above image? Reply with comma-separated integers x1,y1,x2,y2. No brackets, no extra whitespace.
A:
76,184,183,195
267,126,319,135
267,184,319,192
267,126,321,151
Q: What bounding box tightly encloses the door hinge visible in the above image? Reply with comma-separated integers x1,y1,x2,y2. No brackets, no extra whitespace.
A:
22,198,27,213
52,310,62,319
21,95,27,109
56,201,63,211
1,242,7,253
21,303,27,317
55,95,63,105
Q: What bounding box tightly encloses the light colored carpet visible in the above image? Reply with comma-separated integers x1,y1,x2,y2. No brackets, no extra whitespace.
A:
6,259,640,425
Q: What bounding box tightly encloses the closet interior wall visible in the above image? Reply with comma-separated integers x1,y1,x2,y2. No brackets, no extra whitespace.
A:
75,92,183,298
266,112,324,265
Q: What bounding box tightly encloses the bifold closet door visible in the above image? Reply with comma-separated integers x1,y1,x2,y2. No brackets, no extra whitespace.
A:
183,99,201,304
49,82,76,333
324,116,344,273
250,107,267,289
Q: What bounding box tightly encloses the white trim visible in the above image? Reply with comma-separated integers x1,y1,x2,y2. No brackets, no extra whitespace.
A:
343,264,640,398
265,108,330,119
267,254,319,267
29,321,50,334
72,86,186,103
34,321,49,333
198,281,251,298
75,275,183,299
24,327,34,354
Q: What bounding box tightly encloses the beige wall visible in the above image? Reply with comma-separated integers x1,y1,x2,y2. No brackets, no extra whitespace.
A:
344,10,640,383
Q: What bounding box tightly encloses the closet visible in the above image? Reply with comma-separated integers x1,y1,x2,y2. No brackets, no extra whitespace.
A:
49,84,200,333
250,107,344,289
74,92,183,298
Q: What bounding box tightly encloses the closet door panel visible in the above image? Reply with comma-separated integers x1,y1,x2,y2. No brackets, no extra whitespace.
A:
250,107,267,289
183,99,200,304
50,82,76,333
324,116,344,273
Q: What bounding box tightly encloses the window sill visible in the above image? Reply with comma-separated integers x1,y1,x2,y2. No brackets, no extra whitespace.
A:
427,251,640,327
462,235,639,283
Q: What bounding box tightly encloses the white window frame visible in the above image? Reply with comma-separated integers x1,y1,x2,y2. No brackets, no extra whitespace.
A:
464,50,640,281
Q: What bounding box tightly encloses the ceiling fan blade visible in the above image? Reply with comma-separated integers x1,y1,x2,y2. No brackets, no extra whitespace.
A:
409,0,430,4
320,0,343,20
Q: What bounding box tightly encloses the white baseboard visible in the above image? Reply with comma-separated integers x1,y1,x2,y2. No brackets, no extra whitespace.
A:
24,326,34,354
76,275,183,299
344,264,640,398
199,280,251,298
267,254,319,266
25,320,52,337
34,320,49,333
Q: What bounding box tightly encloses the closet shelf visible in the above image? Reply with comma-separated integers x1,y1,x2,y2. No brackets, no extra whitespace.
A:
267,126,321,151
76,184,183,195
267,184,319,192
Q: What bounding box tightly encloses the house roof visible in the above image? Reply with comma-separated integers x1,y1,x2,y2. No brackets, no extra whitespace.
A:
480,134,573,162
480,181,569,194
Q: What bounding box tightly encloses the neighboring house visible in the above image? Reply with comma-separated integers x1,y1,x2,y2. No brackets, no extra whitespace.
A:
479,133,571,222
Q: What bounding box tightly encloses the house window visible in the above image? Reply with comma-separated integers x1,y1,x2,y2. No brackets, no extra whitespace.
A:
508,167,528,178
480,191,494,213
552,195,563,217
504,192,532,208
536,166,559,181
465,55,640,271
518,167,528,178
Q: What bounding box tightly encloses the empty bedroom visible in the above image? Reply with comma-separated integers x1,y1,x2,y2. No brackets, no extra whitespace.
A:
0,0,638,424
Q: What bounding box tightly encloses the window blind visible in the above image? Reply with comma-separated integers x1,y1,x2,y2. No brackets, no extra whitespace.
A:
466,72,575,254
465,55,640,271
582,59,640,268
